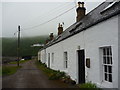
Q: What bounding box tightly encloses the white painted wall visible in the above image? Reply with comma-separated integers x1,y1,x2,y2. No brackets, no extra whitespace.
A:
118,14,120,90
38,51,40,61
39,15,118,88
40,49,46,63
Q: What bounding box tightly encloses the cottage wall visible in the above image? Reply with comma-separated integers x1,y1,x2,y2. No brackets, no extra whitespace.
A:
40,15,118,88
118,14,120,89
40,49,46,63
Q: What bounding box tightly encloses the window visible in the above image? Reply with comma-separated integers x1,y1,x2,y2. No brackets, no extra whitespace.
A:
102,47,112,82
64,52,68,68
100,1,116,14
52,53,54,63
48,53,50,67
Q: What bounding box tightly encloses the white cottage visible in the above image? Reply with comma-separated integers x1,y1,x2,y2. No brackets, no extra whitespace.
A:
38,1,120,88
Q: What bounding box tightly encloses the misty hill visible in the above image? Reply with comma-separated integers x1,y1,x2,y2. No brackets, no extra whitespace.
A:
2,36,48,56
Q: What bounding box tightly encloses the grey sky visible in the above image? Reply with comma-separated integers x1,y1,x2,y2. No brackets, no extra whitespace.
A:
1,1,104,37
0,2,2,37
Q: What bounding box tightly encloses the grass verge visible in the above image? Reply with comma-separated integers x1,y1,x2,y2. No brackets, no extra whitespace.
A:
36,60,100,89
2,66,22,76
77,82,99,89
9,60,30,64
35,60,65,80
0,66,1,76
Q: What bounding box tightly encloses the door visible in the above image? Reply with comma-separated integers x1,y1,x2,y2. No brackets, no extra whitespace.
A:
77,50,85,84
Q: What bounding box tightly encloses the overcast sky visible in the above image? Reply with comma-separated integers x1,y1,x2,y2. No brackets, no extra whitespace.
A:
1,0,105,38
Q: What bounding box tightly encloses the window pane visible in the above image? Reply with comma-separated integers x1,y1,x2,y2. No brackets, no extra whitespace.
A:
107,57,110,64
103,48,106,55
52,53,54,63
109,47,112,55
64,52,68,68
110,57,112,64
103,57,106,64
109,74,112,82
108,66,112,73
65,61,67,68
107,48,110,55
105,73,107,81
104,65,107,72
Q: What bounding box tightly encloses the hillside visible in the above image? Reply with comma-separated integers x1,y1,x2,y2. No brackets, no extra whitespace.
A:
2,36,48,56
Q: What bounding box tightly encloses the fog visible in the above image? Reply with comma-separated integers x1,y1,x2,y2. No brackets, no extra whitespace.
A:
1,0,104,37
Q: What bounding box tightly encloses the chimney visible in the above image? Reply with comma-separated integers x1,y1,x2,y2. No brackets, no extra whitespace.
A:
49,33,54,40
45,39,49,44
76,2,86,22
58,23,63,35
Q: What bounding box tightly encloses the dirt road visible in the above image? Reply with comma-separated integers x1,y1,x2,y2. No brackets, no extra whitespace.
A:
2,60,70,88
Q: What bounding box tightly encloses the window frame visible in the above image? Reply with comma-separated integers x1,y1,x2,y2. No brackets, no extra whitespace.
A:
48,53,50,67
101,46,113,83
64,51,68,69
51,53,54,64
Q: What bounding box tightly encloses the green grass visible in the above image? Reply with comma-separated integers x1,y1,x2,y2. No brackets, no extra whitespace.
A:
77,82,99,89
9,60,30,64
2,66,22,76
35,60,65,80
0,66,2,76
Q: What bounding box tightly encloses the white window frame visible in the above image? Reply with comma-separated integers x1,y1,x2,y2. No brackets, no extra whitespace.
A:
64,52,68,69
51,53,54,64
101,46,113,83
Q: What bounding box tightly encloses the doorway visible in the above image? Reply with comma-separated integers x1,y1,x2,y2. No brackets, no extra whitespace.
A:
77,49,85,84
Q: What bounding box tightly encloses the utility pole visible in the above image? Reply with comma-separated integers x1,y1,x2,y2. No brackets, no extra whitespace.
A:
17,25,20,66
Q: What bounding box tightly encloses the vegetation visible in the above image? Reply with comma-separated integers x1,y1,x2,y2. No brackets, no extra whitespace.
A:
9,59,30,64
2,35,48,56
36,60,65,80
77,82,99,89
2,59,30,76
0,66,2,76
2,66,22,76
36,61,99,88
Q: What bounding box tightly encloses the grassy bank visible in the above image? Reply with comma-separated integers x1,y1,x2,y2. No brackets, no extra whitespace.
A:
35,60,65,80
0,66,2,76
2,66,21,76
36,60,99,89
2,59,30,76
77,82,99,89
35,60,77,87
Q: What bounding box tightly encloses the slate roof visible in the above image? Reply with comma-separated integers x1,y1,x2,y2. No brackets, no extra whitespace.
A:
41,1,120,50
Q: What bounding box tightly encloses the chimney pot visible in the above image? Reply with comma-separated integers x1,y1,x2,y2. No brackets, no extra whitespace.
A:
58,23,63,35
76,2,86,22
49,33,54,40
59,23,61,27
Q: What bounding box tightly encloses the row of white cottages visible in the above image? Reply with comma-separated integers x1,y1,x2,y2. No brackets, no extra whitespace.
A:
38,1,120,88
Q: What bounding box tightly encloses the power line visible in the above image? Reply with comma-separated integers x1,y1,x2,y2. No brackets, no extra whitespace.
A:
22,2,74,27
22,5,77,31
